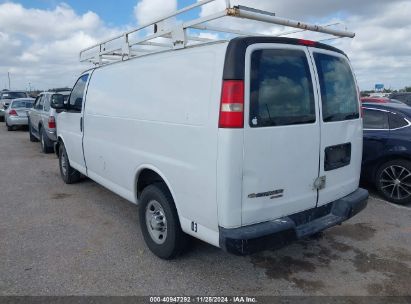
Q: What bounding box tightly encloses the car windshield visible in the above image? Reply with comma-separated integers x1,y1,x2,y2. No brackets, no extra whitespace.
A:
1,92,27,99
11,100,34,109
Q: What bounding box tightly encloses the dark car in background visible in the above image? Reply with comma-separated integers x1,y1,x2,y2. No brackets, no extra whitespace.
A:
362,103,411,204
389,92,411,105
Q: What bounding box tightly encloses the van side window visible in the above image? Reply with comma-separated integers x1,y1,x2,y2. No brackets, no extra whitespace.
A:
314,53,359,122
69,74,89,112
250,49,316,128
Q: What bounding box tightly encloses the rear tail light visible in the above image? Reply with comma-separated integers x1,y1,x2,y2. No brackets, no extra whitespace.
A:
48,116,56,129
9,109,17,116
219,80,244,128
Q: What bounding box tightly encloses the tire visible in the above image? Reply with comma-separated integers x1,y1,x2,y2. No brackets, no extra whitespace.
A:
28,120,38,142
139,183,188,259
6,121,13,131
375,159,411,205
40,127,53,153
58,142,81,184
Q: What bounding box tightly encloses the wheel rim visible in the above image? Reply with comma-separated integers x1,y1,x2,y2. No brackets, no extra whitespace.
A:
145,200,167,245
379,165,411,200
60,150,68,177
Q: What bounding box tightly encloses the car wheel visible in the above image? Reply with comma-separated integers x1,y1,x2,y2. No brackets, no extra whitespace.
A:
7,124,13,131
40,127,53,153
28,119,38,142
139,183,188,259
58,142,81,184
375,159,411,205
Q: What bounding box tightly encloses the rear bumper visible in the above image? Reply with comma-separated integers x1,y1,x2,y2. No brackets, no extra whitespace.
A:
7,116,28,126
219,188,368,255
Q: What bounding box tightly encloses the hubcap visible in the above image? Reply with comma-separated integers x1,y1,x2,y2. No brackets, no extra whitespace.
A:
380,165,411,200
145,200,167,244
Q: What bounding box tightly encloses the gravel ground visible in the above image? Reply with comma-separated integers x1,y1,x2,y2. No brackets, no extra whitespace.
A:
0,126,410,296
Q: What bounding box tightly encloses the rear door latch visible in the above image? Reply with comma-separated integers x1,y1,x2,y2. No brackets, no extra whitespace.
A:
313,176,326,190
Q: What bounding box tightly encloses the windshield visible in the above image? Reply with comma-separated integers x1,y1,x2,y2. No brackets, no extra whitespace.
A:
1,92,27,100
11,100,34,109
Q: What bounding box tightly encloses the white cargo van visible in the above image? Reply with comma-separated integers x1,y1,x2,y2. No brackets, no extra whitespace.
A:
50,3,368,259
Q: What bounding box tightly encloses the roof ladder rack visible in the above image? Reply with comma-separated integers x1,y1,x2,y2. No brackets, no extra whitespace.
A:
80,0,355,66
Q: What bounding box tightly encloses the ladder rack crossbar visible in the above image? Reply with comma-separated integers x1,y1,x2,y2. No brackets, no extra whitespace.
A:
80,0,355,66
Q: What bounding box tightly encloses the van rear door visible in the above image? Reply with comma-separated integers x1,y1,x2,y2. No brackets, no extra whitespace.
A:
310,49,362,207
241,44,321,226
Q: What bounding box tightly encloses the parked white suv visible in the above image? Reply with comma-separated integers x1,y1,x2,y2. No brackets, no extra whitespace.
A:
51,37,368,259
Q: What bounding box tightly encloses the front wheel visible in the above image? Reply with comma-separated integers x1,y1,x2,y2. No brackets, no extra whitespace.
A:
59,143,81,184
375,159,411,205
139,183,188,259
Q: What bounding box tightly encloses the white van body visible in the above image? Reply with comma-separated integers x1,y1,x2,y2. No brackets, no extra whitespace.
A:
55,37,368,257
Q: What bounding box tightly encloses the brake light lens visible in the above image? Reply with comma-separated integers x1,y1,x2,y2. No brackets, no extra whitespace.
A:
48,116,56,129
219,80,244,128
9,109,17,116
298,39,317,47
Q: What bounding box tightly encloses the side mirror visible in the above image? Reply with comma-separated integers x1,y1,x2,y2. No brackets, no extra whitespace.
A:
50,94,65,110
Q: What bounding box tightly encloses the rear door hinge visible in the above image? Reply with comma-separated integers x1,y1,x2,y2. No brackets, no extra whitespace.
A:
313,176,326,190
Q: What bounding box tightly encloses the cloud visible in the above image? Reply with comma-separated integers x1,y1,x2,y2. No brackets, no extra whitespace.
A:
134,0,177,26
0,2,124,90
198,0,411,89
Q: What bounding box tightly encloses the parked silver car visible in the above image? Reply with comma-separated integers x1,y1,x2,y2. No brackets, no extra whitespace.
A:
28,91,71,153
4,98,35,131
0,91,29,121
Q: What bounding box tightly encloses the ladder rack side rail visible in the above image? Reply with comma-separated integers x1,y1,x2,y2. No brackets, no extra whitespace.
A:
190,24,270,37
234,8,355,38
275,22,342,37
80,0,216,56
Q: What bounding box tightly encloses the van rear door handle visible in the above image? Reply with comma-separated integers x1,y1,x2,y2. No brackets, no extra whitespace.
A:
80,117,83,132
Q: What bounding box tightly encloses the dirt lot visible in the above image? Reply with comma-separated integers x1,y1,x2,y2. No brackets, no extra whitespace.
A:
0,126,410,296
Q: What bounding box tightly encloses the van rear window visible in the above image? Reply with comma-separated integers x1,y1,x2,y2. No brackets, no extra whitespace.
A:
249,49,316,128
314,53,359,122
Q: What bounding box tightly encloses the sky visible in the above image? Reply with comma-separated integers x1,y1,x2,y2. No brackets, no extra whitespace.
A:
0,0,410,91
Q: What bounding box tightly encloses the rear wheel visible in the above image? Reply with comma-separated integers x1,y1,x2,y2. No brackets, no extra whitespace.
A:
7,124,13,131
139,183,188,259
375,159,411,205
59,143,81,184
40,127,53,153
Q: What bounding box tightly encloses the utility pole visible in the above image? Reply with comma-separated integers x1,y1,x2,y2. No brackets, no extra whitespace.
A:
7,72,11,89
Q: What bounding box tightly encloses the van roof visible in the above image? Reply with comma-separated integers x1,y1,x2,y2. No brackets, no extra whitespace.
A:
223,36,347,80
